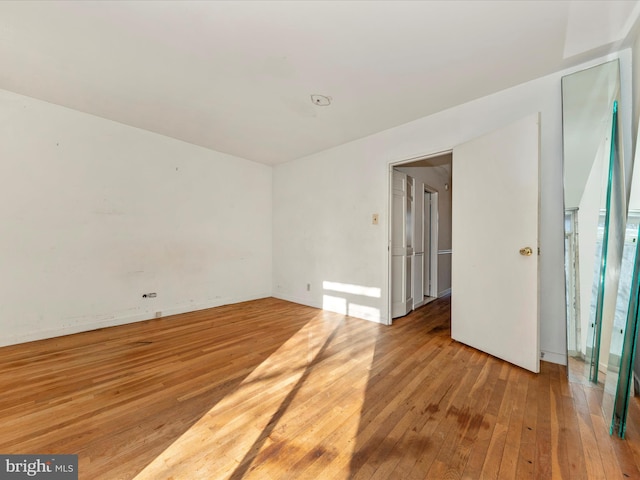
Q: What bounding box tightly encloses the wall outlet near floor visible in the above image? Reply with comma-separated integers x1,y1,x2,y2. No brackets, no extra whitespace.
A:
155,311,162,318
307,283,311,291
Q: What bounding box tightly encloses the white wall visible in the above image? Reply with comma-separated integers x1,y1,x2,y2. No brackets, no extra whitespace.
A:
273,50,632,365
0,88,272,346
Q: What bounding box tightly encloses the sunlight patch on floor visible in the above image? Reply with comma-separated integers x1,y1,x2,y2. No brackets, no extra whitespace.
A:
133,311,378,480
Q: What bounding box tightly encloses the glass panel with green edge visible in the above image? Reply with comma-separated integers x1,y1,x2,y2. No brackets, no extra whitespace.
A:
595,99,625,435
608,211,640,437
608,116,640,438
587,99,626,385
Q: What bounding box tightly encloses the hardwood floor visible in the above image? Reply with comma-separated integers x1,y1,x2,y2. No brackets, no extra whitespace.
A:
2,296,640,479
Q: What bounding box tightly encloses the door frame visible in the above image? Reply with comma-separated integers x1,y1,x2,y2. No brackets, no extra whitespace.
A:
423,186,439,299
387,150,451,325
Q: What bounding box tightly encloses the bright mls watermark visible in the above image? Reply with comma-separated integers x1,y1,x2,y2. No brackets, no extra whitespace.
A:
0,455,77,479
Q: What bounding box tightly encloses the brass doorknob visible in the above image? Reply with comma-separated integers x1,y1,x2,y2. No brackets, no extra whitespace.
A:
519,247,533,256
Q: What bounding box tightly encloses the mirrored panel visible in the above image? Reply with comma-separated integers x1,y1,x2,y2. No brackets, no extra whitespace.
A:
605,128,640,438
562,59,623,386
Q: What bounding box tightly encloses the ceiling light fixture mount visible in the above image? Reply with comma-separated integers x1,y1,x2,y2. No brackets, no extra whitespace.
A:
310,94,331,106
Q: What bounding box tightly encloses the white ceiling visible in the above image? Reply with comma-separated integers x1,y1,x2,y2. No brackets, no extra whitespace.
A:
1,1,639,165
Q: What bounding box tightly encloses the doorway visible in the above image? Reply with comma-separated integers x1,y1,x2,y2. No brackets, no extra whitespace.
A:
388,114,540,373
389,152,452,321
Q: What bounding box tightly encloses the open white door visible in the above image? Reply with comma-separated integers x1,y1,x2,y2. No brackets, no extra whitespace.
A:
391,170,414,318
452,113,540,373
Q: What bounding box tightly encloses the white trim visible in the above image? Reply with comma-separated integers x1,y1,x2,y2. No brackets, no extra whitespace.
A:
387,163,394,325
438,288,452,297
438,249,452,255
541,350,567,366
426,188,439,299
388,149,453,324
0,293,271,348
273,293,388,325
272,293,323,310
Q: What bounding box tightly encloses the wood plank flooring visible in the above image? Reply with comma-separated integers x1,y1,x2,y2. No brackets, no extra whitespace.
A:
2,296,640,479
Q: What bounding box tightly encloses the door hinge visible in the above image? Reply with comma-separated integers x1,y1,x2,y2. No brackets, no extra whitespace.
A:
537,247,541,256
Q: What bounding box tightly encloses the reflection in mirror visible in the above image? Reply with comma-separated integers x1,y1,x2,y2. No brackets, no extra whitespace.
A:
562,59,623,387
606,130,640,438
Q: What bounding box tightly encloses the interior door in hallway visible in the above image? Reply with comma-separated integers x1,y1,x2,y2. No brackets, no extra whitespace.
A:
452,113,540,373
391,170,414,318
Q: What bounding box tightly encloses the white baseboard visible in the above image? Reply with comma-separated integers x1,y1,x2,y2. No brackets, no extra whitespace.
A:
0,293,271,348
541,350,566,366
272,293,323,310
438,288,451,297
272,293,388,325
